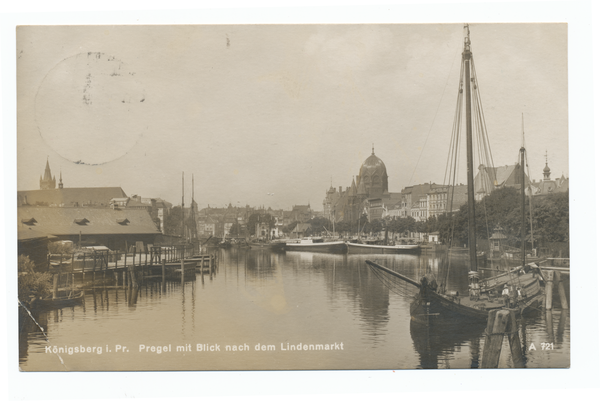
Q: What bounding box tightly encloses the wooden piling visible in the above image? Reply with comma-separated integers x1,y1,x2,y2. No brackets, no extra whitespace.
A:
507,311,525,368
545,308,555,343
52,272,59,300
555,271,568,309
545,270,554,309
481,309,510,368
557,309,567,344
181,258,185,286
128,264,138,288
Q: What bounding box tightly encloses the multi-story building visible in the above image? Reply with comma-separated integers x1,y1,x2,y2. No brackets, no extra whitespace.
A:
426,184,468,219
324,147,391,224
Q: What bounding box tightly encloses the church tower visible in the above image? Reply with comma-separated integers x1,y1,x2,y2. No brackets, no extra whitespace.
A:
543,151,551,181
39,158,56,190
356,146,388,198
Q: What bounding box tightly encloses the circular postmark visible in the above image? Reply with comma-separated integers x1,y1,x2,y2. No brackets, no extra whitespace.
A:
35,52,146,165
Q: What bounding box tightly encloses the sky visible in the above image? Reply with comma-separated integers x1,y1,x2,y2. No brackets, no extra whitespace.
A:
17,23,568,209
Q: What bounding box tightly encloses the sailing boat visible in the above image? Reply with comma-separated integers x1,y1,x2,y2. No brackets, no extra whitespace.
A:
366,24,544,326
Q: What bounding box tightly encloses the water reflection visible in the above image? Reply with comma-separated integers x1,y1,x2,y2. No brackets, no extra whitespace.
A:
410,319,485,369
18,248,570,370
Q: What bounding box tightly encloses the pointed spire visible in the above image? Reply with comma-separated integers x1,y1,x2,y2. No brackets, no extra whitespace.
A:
372,143,374,155
43,158,52,180
40,157,56,189
543,150,551,180
349,176,357,196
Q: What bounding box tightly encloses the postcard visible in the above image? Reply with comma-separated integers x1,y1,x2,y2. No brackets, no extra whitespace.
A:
14,22,575,375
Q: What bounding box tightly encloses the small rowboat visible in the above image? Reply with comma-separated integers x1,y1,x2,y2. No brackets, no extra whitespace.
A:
31,291,85,311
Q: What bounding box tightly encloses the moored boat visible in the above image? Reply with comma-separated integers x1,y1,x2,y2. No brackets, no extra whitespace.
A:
31,290,85,311
248,241,286,252
366,260,542,325
285,239,347,253
365,24,544,326
347,242,420,254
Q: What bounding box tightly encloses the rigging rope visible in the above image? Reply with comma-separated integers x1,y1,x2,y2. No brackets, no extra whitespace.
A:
409,41,462,186
366,262,419,299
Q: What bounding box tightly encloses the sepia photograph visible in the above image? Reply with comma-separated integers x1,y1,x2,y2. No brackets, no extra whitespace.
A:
14,21,574,373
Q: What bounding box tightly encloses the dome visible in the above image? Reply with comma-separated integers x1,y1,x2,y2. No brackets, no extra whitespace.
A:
543,163,550,173
360,153,388,177
357,148,388,197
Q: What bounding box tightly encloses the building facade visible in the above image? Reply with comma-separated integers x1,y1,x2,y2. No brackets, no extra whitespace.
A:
324,147,390,224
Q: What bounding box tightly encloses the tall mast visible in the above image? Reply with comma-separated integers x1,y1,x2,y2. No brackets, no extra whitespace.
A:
192,174,195,241
182,172,185,241
463,24,478,272
521,115,526,268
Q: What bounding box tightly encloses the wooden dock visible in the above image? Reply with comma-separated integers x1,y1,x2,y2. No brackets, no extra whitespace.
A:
46,244,218,296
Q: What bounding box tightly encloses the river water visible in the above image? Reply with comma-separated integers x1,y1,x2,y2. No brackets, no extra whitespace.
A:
19,248,570,371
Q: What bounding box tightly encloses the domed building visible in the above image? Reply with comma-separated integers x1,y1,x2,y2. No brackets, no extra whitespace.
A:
356,147,389,198
323,147,391,224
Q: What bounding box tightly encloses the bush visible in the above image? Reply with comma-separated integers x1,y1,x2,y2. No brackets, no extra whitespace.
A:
18,255,52,302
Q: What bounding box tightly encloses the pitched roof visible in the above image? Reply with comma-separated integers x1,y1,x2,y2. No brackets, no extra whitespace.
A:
348,177,357,197
17,206,160,236
18,187,127,207
292,205,311,212
18,227,55,241
475,164,531,194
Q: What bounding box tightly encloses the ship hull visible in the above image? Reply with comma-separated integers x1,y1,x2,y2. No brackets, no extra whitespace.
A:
409,286,543,327
248,242,286,252
285,241,348,254
347,242,420,254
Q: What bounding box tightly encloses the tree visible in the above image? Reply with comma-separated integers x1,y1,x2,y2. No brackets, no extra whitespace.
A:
164,206,184,236
425,216,438,235
283,221,298,234
229,222,243,237
335,221,351,235
365,219,383,235
356,213,369,235
388,216,416,236
247,213,275,237
18,255,52,303
436,187,569,248
309,217,332,235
